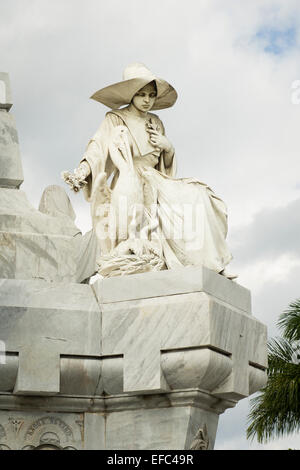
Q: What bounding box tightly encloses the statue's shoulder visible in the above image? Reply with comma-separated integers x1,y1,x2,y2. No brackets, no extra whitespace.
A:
106,108,122,117
106,107,129,117
105,109,126,125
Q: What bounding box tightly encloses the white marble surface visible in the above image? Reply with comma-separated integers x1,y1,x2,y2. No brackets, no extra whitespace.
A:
84,413,105,450
0,72,13,110
0,268,268,450
99,286,267,398
0,394,221,450
0,269,267,400
0,112,23,188
0,231,80,282
90,405,218,450
0,187,98,283
38,185,77,221
94,265,251,313
161,349,232,391
0,188,79,236
0,279,100,395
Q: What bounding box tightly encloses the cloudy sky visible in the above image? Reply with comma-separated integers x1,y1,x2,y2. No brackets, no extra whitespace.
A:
1,0,300,450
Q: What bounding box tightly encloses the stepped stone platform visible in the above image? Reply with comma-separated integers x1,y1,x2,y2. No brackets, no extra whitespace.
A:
0,268,267,450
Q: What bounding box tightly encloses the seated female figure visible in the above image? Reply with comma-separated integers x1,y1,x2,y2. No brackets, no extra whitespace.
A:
63,64,233,278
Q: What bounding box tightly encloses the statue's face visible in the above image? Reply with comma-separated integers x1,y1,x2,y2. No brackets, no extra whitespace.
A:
132,82,157,112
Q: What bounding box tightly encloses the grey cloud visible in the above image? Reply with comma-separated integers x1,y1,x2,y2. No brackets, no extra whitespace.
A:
229,199,300,264
215,398,251,450
215,265,300,450
253,263,300,337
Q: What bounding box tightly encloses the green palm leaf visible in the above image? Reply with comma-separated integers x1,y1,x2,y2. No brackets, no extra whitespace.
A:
278,299,300,342
247,299,300,444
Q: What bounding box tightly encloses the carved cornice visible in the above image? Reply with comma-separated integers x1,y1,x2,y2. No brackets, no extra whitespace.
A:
0,389,236,414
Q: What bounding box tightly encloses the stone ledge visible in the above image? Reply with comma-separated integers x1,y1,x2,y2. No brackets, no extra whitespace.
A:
0,389,236,414
0,392,229,450
94,266,251,313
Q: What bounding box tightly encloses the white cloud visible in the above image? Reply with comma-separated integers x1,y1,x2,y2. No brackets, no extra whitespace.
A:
216,431,300,450
235,254,300,294
252,432,300,450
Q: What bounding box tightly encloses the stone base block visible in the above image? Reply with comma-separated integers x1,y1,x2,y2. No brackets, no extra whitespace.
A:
0,189,79,236
0,279,100,395
85,406,218,450
0,231,80,282
0,391,234,450
0,112,23,188
0,73,13,111
0,267,268,449
0,188,97,283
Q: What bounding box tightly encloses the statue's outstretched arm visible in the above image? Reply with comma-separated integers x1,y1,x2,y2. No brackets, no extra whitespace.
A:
61,161,91,193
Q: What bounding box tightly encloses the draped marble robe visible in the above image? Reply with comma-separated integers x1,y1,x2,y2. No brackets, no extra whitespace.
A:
80,106,232,273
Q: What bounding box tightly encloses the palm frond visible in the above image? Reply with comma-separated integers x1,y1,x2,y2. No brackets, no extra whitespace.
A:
268,337,296,373
247,362,300,443
247,333,300,443
278,299,300,342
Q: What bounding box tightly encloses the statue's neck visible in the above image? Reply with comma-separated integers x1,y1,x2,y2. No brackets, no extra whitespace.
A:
127,103,148,119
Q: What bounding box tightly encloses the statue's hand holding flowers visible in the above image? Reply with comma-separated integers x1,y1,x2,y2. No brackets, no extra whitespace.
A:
61,161,90,192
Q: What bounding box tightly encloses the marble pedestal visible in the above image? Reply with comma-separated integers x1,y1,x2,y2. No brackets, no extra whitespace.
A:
0,267,267,450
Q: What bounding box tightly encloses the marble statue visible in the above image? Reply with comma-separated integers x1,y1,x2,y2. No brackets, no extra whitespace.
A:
62,63,234,278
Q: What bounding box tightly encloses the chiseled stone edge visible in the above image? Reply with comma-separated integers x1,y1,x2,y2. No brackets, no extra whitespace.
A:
0,389,236,415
